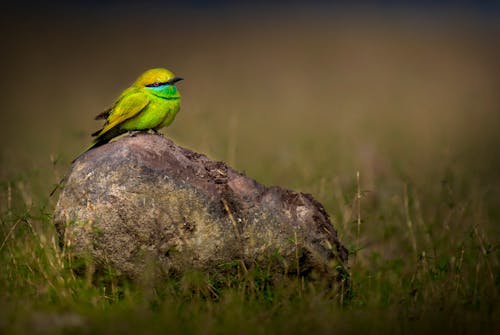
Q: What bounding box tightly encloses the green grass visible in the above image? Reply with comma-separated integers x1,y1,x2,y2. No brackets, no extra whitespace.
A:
1,8,500,334
1,149,498,334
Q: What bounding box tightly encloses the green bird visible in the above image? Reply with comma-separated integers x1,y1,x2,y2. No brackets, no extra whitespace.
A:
88,67,183,152
50,68,182,196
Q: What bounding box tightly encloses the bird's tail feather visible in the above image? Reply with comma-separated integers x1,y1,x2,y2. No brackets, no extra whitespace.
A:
91,128,103,137
50,137,110,197
71,138,110,163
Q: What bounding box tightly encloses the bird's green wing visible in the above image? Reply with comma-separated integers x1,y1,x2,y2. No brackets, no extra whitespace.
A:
96,92,150,136
94,108,111,120
94,87,136,120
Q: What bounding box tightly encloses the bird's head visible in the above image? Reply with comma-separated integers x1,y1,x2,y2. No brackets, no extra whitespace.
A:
134,68,183,98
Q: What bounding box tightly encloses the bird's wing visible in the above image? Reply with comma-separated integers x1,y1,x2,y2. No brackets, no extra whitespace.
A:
94,108,111,120
94,87,136,120
97,92,150,136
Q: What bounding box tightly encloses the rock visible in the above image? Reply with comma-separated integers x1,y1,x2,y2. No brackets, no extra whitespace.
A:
53,133,348,282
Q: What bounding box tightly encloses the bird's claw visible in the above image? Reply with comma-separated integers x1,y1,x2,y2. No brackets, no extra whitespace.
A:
151,129,164,137
128,130,163,137
128,130,143,137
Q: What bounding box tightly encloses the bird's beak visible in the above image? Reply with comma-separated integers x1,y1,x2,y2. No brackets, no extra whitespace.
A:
171,77,183,84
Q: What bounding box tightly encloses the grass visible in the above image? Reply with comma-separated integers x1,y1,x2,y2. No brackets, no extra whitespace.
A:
2,145,499,335
1,155,498,334
1,7,500,334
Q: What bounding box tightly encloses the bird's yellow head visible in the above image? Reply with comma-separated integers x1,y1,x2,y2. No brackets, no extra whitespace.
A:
134,68,183,98
134,68,181,87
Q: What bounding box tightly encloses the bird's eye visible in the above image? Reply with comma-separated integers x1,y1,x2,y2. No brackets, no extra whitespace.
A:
146,82,166,88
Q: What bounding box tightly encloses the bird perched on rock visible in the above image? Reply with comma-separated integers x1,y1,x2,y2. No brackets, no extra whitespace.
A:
88,67,183,152
50,68,182,196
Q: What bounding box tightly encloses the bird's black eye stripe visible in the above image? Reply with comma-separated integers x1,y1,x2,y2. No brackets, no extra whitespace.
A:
146,77,182,87
146,82,167,88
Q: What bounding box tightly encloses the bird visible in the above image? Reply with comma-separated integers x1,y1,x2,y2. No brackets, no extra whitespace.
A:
50,68,182,197
87,67,183,153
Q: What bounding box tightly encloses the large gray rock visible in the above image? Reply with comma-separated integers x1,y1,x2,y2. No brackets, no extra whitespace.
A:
53,134,347,282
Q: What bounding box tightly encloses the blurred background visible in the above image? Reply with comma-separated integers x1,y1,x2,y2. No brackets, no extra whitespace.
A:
1,3,500,329
0,1,499,216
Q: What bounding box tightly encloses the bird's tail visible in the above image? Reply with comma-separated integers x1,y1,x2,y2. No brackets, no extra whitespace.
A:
49,138,110,198
71,138,110,163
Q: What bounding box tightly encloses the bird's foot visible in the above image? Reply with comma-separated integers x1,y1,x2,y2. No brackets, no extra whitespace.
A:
151,129,164,137
127,130,143,137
